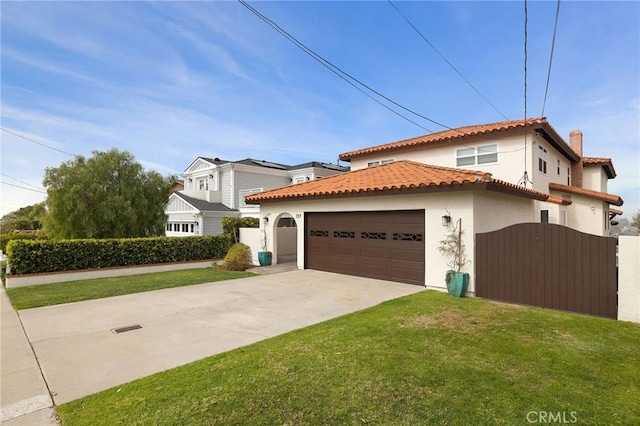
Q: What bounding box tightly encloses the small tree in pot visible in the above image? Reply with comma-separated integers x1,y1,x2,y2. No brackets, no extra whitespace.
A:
437,217,470,297
258,223,272,266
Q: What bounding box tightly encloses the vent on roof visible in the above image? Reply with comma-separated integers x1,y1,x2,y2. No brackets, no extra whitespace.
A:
112,324,143,334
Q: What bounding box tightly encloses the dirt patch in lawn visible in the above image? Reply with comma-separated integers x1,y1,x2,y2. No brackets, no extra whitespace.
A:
401,309,490,337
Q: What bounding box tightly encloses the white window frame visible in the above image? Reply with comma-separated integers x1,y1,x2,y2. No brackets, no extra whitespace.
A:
239,188,263,208
367,158,394,167
197,177,209,191
455,144,498,167
538,146,548,174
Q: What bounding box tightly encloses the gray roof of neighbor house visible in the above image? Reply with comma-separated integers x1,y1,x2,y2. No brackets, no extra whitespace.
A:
173,192,238,212
192,157,349,172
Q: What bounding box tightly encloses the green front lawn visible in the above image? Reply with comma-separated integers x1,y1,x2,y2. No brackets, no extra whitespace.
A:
58,290,640,425
7,268,255,310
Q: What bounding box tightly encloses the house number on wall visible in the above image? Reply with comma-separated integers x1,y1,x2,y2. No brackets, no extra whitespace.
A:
295,214,302,219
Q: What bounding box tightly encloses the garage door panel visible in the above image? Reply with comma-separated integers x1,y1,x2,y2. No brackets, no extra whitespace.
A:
305,211,425,286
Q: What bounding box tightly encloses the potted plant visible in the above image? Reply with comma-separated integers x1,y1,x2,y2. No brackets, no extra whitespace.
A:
257,225,272,266
437,217,470,297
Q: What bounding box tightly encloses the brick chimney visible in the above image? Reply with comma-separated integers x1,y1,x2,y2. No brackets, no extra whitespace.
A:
569,130,583,188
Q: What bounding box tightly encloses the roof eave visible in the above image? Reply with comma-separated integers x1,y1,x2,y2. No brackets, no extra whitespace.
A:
532,123,580,163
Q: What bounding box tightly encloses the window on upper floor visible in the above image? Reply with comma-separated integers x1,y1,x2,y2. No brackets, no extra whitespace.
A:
557,159,561,175
567,167,571,185
456,144,498,167
367,159,394,167
538,146,548,174
198,177,209,191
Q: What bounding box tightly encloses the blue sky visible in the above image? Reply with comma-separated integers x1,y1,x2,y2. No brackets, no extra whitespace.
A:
1,1,638,218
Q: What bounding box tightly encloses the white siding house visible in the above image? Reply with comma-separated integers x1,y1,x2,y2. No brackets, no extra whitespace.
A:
165,157,348,236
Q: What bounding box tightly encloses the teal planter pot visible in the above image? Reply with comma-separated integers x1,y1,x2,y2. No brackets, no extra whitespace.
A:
446,272,469,297
258,252,272,266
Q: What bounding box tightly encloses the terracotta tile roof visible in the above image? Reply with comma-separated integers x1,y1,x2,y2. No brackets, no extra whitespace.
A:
339,117,578,162
609,207,623,216
246,160,559,204
583,157,616,178
549,183,623,206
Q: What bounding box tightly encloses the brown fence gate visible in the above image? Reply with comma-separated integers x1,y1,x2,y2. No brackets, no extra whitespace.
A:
476,223,617,319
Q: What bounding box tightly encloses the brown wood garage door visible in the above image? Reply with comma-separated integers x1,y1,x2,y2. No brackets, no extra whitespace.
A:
305,210,425,285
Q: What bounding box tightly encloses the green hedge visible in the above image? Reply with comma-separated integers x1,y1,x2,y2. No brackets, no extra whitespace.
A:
0,232,47,252
6,235,233,275
222,217,259,242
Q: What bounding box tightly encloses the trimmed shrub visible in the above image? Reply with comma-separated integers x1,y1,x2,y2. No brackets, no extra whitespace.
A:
221,243,253,271
0,260,5,287
6,235,233,275
0,232,47,252
222,217,259,242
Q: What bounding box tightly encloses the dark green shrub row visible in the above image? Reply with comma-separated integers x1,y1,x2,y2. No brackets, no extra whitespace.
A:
0,232,48,252
6,235,233,275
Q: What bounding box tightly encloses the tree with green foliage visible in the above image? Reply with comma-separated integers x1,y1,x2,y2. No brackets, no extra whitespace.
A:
43,149,174,239
632,210,640,228
0,202,47,233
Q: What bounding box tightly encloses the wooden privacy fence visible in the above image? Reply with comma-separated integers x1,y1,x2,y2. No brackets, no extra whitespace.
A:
476,223,617,319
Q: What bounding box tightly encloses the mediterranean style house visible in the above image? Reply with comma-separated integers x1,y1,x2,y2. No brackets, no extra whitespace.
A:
245,117,623,292
165,157,348,236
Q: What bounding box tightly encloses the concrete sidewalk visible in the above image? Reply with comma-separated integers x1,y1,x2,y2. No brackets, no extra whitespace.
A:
19,270,422,405
1,289,58,425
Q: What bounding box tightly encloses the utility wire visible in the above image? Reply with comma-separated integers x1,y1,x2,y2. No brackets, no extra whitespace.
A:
1,127,75,157
518,0,532,187
387,0,509,121
541,0,561,117
0,181,46,194
237,0,457,132
0,173,44,191
239,1,431,132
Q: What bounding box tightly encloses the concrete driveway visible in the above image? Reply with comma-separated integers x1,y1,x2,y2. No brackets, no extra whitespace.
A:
19,270,423,405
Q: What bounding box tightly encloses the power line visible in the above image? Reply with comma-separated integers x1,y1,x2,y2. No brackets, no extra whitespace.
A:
541,0,561,117
1,181,47,194
387,0,509,121
237,0,456,132
1,127,75,157
518,0,532,187
237,0,431,132
0,173,44,191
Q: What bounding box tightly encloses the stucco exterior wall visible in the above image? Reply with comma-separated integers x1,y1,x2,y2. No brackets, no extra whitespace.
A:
348,133,573,194
561,195,608,236
349,134,531,186
473,192,535,233
240,226,297,264
530,137,573,193
239,227,262,265
582,166,607,193
276,227,297,256
618,236,640,323
258,191,478,293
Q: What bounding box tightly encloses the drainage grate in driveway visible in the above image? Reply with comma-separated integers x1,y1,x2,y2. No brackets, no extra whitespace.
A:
112,324,143,334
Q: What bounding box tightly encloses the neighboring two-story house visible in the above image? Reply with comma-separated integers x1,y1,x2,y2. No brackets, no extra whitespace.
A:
165,157,348,236
245,117,623,292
